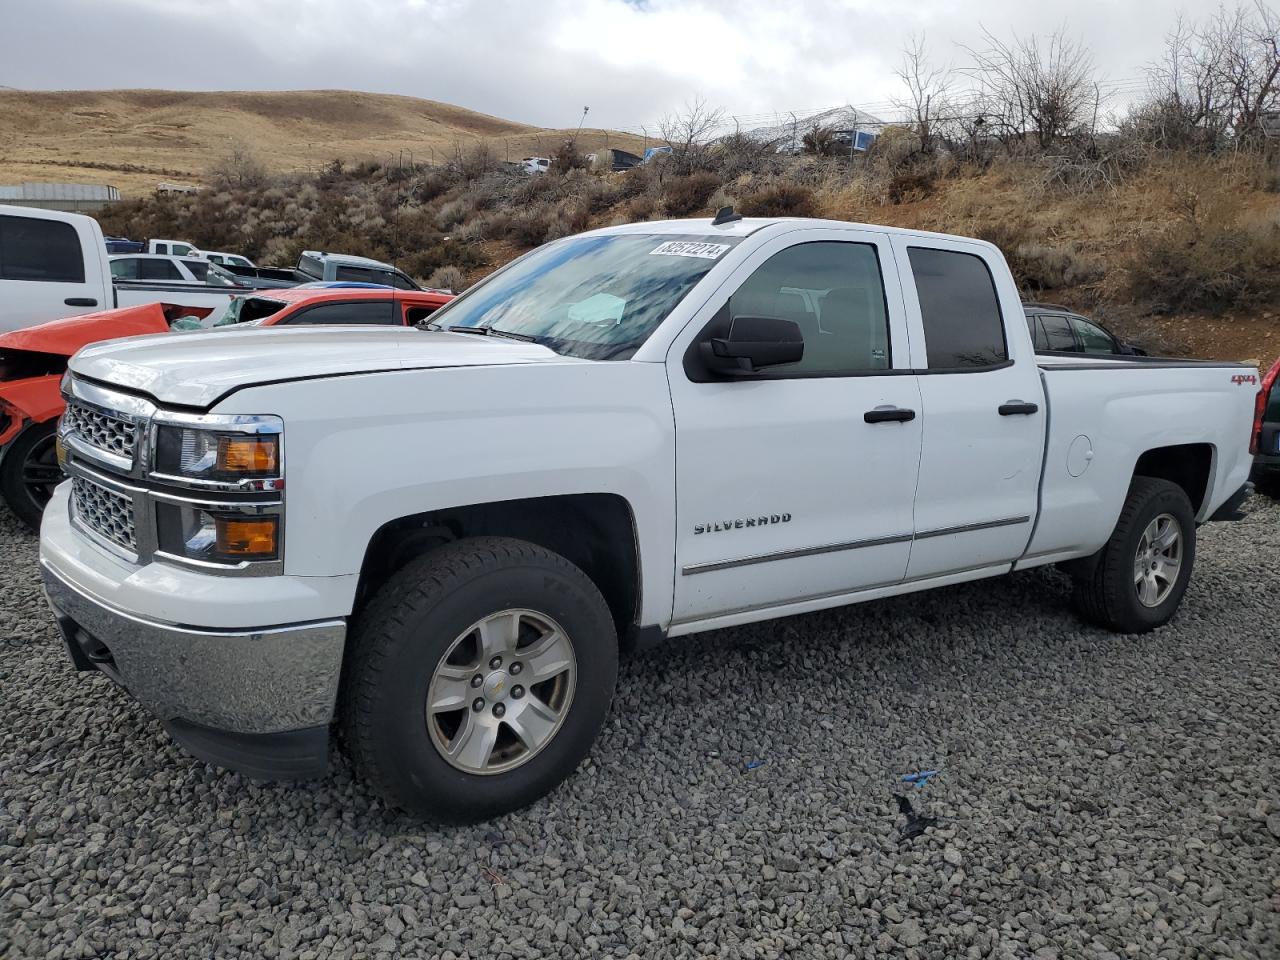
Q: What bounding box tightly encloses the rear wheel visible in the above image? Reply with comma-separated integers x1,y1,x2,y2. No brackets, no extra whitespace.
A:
341,537,618,823
0,421,61,531
1072,477,1196,633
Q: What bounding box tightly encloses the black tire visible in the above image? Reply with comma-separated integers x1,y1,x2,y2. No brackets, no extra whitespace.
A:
0,421,61,532
1072,477,1196,633
341,536,618,823
1255,474,1280,500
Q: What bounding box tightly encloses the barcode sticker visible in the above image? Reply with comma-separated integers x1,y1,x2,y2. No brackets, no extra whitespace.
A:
649,240,732,259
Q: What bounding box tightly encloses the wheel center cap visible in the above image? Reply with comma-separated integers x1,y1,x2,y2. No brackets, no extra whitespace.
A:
483,671,510,700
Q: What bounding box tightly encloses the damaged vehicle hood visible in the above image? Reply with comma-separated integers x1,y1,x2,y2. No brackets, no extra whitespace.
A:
69,326,569,408
0,303,172,358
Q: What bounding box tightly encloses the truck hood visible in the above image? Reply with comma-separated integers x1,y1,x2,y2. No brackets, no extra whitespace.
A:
69,326,568,408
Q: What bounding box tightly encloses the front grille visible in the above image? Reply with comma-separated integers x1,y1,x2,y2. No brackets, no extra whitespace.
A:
71,476,136,552
63,400,138,463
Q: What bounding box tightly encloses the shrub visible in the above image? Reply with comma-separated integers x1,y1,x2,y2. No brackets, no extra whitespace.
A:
737,183,817,218
661,172,721,216
1122,222,1280,312
426,265,465,292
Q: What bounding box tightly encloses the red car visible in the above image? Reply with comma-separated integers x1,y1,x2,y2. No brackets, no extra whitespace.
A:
0,287,453,528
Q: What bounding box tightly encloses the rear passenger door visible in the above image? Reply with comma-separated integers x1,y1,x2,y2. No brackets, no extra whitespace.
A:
892,237,1045,580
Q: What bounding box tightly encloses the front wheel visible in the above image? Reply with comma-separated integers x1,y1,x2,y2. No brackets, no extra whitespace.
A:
0,421,61,531
1072,477,1196,633
341,537,618,823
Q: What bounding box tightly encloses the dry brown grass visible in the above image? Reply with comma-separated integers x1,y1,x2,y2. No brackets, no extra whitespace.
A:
0,89,647,197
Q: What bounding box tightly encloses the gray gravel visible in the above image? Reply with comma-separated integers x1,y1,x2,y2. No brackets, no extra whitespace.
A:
2,498,1279,960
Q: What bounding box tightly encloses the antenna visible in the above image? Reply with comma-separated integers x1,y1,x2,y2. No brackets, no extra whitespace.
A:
711,206,742,225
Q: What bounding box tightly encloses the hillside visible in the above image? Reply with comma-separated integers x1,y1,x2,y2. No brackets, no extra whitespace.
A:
0,89,646,195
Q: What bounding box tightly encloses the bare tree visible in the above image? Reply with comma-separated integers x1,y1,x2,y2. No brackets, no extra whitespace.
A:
1138,3,1280,149
894,33,953,155
964,27,1096,151
210,142,266,188
658,97,726,172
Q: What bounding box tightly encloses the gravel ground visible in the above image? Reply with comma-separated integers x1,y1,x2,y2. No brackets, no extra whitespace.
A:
2,499,1278,960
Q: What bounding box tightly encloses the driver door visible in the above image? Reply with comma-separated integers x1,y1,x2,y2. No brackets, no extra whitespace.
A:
667,228,922,628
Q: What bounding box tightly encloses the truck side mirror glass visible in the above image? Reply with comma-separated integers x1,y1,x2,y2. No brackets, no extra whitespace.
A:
700,315,804,375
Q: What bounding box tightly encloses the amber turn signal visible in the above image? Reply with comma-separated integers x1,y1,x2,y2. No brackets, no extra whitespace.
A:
217,435,278,474
215,517,278,557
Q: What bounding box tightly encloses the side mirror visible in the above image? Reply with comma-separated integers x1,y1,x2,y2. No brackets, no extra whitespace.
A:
700,315,804,376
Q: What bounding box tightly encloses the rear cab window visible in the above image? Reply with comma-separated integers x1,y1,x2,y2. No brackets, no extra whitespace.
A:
0,215,86,283
907,247,1007,369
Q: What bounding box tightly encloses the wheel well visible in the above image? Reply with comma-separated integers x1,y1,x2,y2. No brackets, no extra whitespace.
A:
1133,443,1212,514
356,493,641,636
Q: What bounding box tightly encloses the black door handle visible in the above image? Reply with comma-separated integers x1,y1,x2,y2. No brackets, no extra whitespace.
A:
64,297,98,307
864,406,916,424
999,400,1039,416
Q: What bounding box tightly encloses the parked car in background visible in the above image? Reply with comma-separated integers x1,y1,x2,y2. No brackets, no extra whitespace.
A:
223,251,422,290
202,250,256,269
521,157,552,174
109,254,242,286
0,286,453,528
1023,303,1147,356
103,236,144,255
0,207,326,333
146,239,201,257
1251,356,1280,496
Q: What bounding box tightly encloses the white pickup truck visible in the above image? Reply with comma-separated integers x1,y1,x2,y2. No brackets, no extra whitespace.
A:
0,207,243,332
39,215,1257,823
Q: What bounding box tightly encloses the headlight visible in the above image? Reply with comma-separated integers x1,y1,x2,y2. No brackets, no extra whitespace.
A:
156,503,280,564
152,420,283,490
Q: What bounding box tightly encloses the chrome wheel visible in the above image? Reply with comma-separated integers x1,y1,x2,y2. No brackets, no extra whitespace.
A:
1133,512,1182,607
425,608,576,775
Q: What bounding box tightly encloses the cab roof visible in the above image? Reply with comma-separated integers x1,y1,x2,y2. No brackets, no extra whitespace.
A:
243,287,453,307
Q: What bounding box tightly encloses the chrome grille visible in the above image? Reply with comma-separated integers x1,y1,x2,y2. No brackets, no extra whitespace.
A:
71,476,136,552
63,400,138,463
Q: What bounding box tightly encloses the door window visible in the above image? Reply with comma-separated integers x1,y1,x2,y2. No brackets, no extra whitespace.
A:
110,258,139,280
720,241,890,375
138,258,183,281
283,301,400,325
0,215,85,282
1039,313,1079,352
183,259,210,281
1071,317,1119,354
908,247,1007,369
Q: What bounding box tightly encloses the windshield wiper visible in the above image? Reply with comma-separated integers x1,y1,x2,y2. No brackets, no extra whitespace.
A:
446,325,539,343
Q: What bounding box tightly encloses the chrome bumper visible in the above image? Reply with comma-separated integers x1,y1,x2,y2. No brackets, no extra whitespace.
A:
41,558,346,736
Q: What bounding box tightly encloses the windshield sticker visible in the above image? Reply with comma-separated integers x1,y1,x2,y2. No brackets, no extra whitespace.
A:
649,240,732,260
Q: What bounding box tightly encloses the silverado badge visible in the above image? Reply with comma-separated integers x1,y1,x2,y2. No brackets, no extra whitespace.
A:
695,513,792,534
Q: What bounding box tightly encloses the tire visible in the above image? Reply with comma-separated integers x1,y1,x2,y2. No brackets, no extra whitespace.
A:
0,421,61,532
341,536,618,823
1072,477,1196,633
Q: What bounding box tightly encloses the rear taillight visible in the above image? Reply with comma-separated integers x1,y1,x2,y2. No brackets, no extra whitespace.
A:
1252,358,1280,454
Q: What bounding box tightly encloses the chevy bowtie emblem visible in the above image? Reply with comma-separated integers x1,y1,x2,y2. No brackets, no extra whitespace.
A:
694,513,792,535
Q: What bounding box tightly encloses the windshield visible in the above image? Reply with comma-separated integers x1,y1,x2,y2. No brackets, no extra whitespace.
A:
205,262,240,287
430,233,740,360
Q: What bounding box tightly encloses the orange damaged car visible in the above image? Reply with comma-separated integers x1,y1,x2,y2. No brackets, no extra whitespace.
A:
0,286,452,528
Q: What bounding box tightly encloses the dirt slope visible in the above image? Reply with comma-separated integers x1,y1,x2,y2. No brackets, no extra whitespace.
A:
0,89,646,196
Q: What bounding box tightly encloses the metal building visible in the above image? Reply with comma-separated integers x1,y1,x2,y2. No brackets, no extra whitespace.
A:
0,182,121,213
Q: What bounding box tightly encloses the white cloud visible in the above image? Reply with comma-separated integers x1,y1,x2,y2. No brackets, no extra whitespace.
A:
2,0,1221,130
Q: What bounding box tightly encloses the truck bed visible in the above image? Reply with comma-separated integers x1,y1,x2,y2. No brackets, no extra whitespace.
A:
1020,354,1258,569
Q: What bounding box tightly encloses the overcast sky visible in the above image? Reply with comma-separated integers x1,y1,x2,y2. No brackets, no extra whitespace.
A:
3,0,1218,131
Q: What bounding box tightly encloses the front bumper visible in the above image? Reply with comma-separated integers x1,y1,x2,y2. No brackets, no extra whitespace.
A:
41,557,346,779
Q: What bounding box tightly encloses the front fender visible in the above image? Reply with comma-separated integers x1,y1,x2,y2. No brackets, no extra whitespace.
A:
217,361,677,627
0,374,65,446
